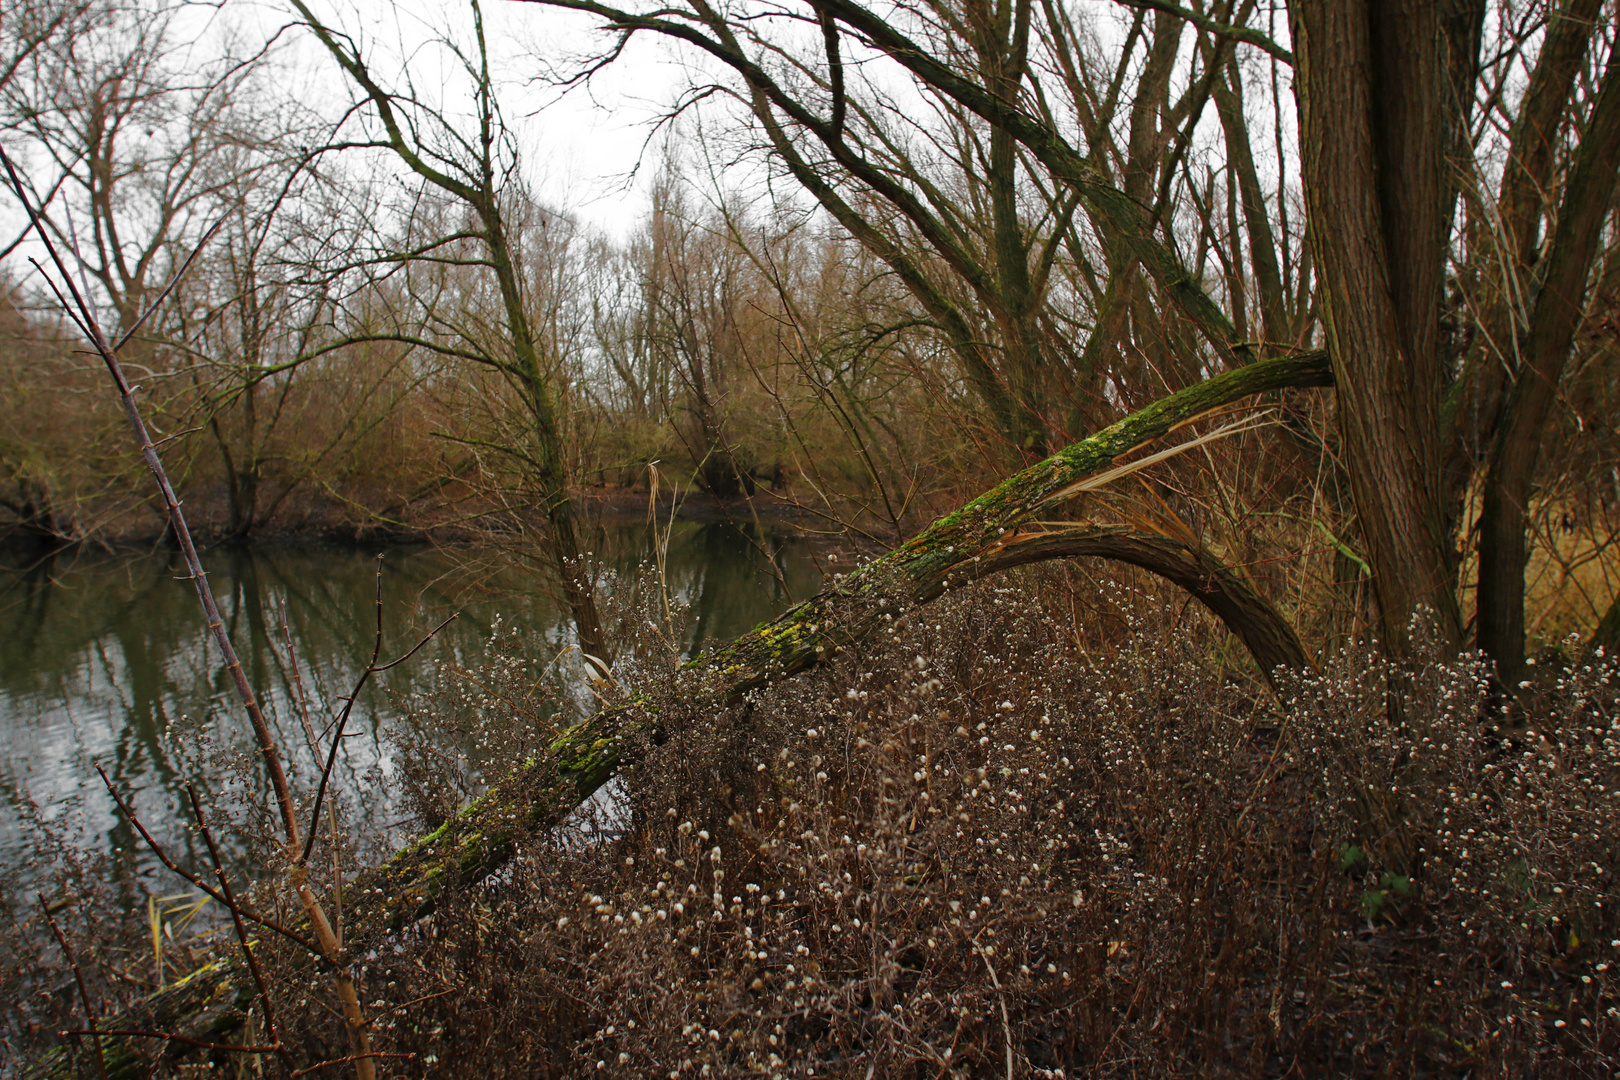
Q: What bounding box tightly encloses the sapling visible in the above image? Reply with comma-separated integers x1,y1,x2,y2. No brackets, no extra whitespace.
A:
2,149,447,1079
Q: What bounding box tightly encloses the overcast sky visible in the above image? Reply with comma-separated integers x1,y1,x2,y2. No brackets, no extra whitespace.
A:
250,0,687,236
0,0,686,273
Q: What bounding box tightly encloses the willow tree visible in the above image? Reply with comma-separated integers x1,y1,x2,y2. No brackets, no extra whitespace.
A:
553,0,1268,461
513,0,1620,676
1,1,317,542
1290,0,1620,671
286,0,610,660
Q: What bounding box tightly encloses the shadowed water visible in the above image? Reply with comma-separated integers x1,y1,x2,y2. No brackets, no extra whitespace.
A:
0,523,824,913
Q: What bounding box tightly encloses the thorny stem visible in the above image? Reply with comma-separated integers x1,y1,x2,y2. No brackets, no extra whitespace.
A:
186,785,292,1067
38,896,109,1080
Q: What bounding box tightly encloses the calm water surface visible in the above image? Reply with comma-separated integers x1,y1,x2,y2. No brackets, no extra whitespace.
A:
0,524,825,910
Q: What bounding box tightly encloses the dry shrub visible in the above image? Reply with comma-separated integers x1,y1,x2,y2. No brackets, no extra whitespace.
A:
19,574,1618,1077
1281,630,1620,1073
236,575,1617,1078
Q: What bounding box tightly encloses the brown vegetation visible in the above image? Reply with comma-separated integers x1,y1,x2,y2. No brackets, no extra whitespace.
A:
5,0,1620,1075
15,574,1620,1076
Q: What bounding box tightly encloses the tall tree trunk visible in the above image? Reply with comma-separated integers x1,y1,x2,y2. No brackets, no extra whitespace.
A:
1289,0,1466,654
1478,33,1620,688
291,0,611,665
481,176,610,666
1213,60,1287,349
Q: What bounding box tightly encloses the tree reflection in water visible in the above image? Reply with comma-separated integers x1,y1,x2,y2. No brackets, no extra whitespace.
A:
0,522,823,913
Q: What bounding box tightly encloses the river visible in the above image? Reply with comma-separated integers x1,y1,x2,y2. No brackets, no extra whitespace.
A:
0,523,826,913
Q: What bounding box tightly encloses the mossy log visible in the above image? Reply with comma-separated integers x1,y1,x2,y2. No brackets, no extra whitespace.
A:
24,351,1331,1078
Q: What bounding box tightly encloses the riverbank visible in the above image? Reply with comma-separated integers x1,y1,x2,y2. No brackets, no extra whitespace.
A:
13,569,1616,1077
0,483,841,553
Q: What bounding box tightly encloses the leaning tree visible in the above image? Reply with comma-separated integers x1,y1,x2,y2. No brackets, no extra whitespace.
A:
504,0,1620,676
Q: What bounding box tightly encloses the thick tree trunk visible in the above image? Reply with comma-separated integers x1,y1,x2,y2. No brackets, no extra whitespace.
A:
24,352,1331,1078
1289,0,1466,655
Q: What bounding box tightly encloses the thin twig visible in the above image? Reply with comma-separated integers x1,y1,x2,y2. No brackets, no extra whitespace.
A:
373,612,458,673
358,987,458,1028
976,945,1014,1080
289,1052,417,1076
301,556,456,866
111,212,229,353
61,1029,282,1054
187,785,290,1066
279,597,323,766
303,553,387,870
95,764,318,953
38,894,109,1080
280,596,347,930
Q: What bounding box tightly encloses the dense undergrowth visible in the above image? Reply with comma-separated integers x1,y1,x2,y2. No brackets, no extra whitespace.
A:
23,569,1593,1077
7,568,1620,1076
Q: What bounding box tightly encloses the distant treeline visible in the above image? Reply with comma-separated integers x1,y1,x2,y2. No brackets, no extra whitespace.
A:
2,0,1617,659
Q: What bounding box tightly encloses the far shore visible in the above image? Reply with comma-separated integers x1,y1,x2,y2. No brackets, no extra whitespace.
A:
0,483,836,554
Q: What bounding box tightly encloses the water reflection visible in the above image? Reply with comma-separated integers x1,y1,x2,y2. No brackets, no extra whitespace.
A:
0,523,824,911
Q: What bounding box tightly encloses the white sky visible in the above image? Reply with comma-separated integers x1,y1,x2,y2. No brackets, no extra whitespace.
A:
0,0,686,272
224,0,1295,230
266,0,688,237
3,0,1303,288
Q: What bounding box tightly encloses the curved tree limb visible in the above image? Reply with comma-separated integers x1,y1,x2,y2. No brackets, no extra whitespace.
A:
1112,0,1294,64
952,524,1306,677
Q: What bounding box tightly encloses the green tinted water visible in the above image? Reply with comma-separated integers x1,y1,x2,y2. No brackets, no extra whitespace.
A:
0,524,824,908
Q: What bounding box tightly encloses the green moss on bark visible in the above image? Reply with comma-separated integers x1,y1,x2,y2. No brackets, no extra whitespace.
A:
24,352,1331,1078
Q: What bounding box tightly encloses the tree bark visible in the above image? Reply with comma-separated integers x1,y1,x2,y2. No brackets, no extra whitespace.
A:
933,524,1307,677
1213,59,1287,349
1289,0,1466,654
1477,32,1620,689
1592,592,1620,660
23,352,1331,1078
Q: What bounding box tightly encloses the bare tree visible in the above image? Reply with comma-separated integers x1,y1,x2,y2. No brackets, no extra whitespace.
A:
0,1,375,543
287,0,612,660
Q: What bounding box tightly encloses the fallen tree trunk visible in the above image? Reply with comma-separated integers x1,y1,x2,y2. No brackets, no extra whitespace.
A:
25,351,1330,1078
